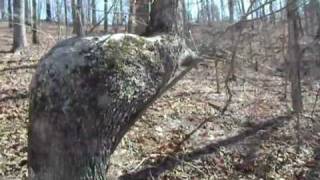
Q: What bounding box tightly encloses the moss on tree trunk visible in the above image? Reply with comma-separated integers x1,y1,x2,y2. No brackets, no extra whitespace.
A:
28,34,197,180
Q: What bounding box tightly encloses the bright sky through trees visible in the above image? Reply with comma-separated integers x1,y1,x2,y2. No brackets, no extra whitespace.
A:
4,0,288,22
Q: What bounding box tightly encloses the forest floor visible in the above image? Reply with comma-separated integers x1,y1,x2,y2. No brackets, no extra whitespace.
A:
0,22,320,180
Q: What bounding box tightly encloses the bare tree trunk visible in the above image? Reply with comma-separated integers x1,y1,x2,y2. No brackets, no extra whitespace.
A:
145,0,185,36
128,0,135,33
240,0,245,16
228,0,234,22
220,0,224,21
56,0,63,39
287,0,303,151
92,0,96,25
64,0,68,36
132,0,149,34
205,0,211,24
287,0,303,113
46,0,51,21
72,0,77,33
32,0,39,44
75,0,85,36
25,0,31,25
182,0,188,36
261,0,266,21
87,0,91,27
270,1,275,24
104,0,108,32
112,1,119,33
119,0,123,26
8,0,13,28
13,0,28,51
0,0,5,19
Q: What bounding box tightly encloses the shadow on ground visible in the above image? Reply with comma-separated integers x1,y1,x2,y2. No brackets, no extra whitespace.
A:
119,116,291,180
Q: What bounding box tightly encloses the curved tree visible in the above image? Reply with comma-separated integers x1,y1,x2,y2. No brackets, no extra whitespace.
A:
28,0,198,179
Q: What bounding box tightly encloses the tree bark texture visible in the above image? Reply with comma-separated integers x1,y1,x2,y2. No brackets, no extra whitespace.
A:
72,0,77,33
228,0,234,22
8,0,13,28
76,0,85,36
145,0,184,36
128,0,135,33
28,0,197,179
104,0,108,32
28,34,197,180
32,0,39,44
13,0,28,51
287,0,303,113
46,0,51,21
92,0,96,25
0,0,5,19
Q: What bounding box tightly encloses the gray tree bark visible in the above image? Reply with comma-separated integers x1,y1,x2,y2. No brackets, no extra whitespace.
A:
13,0,28,51
8,0,13,28
64,0,68,36
240,0,245,16
46,0,51,21
133,0,149,34
228,0,234,22
72,0,77,33
0,0,4,19
220,0,224,20
104,0,108,32
128,0,135,33
287,0,303,113
25,0,31,25
269,1,275,24
28,0,198,179
75,0,85,36
112,0,120,33
145,0,184,36
32,0,39,44
92,0,96,25
205,0,211,24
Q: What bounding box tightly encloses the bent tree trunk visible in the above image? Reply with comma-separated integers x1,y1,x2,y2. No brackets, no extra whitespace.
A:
28,0,197,179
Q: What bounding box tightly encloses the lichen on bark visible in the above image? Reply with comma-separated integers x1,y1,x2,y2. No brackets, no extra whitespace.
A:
28,33,197,180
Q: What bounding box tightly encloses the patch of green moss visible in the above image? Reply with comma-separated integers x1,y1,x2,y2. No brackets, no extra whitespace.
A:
101,35,160,74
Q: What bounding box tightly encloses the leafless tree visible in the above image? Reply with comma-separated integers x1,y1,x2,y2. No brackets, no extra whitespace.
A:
72,0,77,33
25,0,30,25
8,0,13,28
128,0,135,33
287,0,303,114
64,0,68,35
134,0,150,34
112,0,119,32
287,0,303,150
13,0,28,51
104,0,108,32
220,0,225,20
0,0,5,19
205,0,211,24
92,0,96,25
228,0,234,22
75,0,84,36
46,0,52,21
32,0,39,44
269,0,275,23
